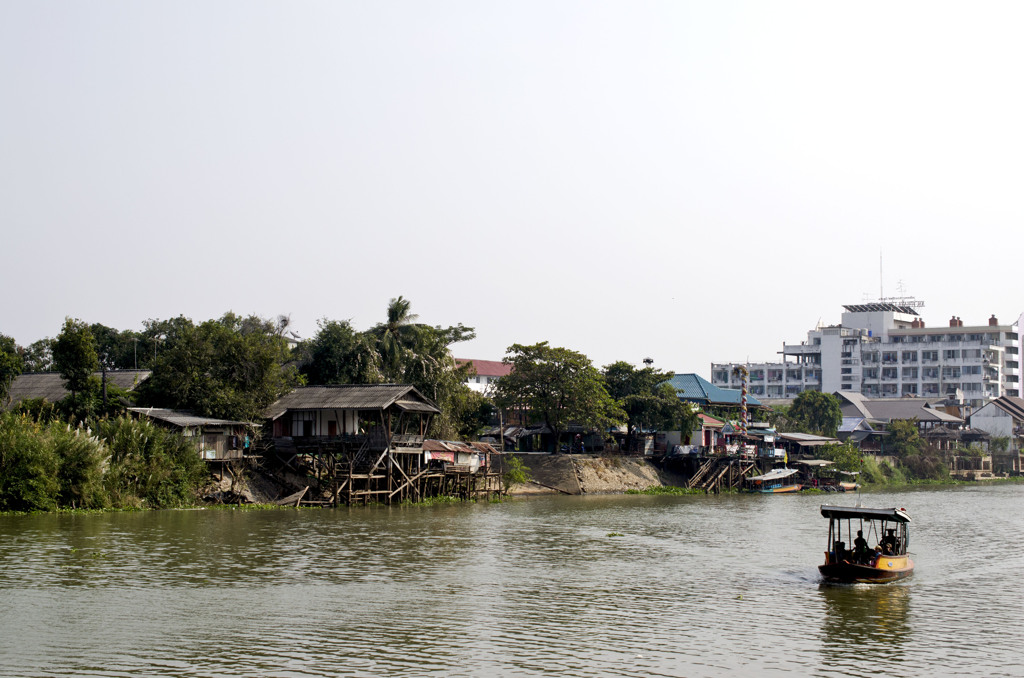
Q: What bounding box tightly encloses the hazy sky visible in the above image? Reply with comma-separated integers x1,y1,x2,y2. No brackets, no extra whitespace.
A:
2,2,1022,374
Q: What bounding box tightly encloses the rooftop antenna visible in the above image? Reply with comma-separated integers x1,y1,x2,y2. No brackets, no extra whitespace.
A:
879,250,884,301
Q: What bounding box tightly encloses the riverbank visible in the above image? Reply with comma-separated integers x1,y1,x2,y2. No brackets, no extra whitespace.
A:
512,453,689,495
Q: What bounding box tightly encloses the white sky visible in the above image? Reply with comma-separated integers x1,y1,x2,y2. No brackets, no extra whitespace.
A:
2,1,1022,374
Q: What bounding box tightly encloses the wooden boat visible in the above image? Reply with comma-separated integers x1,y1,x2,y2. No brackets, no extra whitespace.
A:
746,468,802,493
819,505,914,584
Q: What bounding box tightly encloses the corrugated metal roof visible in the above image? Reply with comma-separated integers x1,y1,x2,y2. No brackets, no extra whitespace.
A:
128,407,249,428
992,395,1024,421
778,432,838,446
264,384,440,420
668,373,763,407
6,370,152,408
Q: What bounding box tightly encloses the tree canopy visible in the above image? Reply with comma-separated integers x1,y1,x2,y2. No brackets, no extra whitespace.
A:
138,313,302,422
299,298,477,439
494,342,624,450
603,361,698,447
787,390,842,437
0,334,23,407
52,318,99,419
299,319,382,385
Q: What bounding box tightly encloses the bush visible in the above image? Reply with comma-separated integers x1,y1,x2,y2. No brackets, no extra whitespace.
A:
859,457,887,485
99,417,206,508
52,424,109,509
0,414,60,511
502,455,532,493
902,453,949,482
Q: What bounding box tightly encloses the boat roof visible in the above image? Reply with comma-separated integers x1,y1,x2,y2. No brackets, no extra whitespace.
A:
748,468,799,482
820,505,911,523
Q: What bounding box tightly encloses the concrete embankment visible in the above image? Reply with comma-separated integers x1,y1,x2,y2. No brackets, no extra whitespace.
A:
512,453,687,495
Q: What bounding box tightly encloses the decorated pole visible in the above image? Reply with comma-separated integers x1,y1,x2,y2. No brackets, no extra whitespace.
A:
732,365,749,438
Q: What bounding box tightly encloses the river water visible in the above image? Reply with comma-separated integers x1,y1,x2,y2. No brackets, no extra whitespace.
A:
0,484,1022,677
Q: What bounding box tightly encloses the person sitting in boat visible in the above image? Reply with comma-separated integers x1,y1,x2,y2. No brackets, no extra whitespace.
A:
853,530,869,562
870,545,883,565
881,529,898,555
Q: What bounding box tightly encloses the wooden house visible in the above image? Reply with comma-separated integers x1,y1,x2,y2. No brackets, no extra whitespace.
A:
128,407,252,461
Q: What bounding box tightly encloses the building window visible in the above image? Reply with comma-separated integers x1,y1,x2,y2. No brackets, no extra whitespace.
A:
944,350,960,360
902,351,917,363
903,367,918,379
289,410,317,437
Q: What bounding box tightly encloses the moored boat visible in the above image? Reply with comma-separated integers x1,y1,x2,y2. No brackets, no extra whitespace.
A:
819,505,914,584
746,467,802,493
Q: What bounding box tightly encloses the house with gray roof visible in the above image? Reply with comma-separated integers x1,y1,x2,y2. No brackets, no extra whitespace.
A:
128,407,252,461
4,370,151,410
970,395,1024,473
264,384,440,447
834,391,963,430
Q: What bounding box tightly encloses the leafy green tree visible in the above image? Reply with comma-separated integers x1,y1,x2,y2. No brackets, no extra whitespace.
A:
447,385,496,439
90,323,145,370
494,342,624,452
300,319,382,385
788,390,842,437
18,338,55,373
139,313,302,421
52,318,99,420
0,334,23,407
603,361,698,448
886,419,922,459
819,442,862,471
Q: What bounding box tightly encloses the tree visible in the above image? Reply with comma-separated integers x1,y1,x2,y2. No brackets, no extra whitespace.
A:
300,319,382,385
52,318,99,419
0,334,23,407
90,323,144,370
365,298,476,439
819,442,862,471
494,342,624,452
138,313,302,421
886,419,921,459
18,338,54,373
788,390,842,437
447,386,496,439
369,295,421,383
603,361,698,449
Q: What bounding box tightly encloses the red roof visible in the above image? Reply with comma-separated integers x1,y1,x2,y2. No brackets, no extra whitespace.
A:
456,359,512,378
699,413,725,428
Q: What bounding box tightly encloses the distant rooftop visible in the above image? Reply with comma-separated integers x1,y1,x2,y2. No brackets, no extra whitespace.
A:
843,303,921,315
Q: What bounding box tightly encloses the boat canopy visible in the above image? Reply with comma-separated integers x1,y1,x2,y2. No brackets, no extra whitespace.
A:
820,505,911,523
748,468,799,482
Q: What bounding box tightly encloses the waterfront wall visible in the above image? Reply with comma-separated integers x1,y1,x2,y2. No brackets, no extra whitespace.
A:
513,454,687,495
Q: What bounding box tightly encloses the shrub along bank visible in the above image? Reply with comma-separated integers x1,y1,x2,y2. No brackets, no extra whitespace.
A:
0,412,206,512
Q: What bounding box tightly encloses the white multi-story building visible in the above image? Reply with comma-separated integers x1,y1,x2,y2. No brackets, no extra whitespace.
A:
711,303,1022,410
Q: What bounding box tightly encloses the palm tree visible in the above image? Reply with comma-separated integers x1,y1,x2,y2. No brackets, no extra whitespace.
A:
371,296,422,382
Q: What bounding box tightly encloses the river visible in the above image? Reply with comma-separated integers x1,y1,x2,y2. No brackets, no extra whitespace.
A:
0,484,1021,677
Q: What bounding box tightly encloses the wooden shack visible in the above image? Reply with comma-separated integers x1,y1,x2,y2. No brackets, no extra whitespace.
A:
263,385,501,505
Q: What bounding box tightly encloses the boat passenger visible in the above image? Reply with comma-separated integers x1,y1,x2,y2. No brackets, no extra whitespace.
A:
853,530,869,562
881,529,898,555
